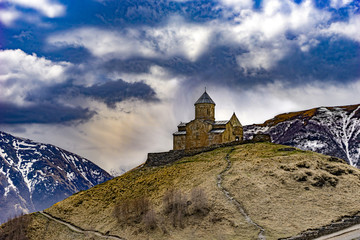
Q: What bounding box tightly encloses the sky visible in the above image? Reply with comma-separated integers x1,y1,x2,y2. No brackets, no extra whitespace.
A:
0,0,359,175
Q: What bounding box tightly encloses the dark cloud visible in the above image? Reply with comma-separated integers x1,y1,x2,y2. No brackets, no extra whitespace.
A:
104,36,360,90
90,0,221,25
77,79,158,108
27,79,157,108
102,46,260,88
103,58,152,74
44,46,93,63
0,79,157,124
272,37,360,83
0,103,95,124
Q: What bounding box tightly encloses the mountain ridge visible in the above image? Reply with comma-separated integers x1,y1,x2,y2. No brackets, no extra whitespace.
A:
244,103,360,167
0,130,112,223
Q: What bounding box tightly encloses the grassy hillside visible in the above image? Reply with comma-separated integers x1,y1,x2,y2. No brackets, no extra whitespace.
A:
3,142,360,239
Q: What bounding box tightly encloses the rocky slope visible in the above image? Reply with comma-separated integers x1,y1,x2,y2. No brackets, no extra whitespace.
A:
244,104,360,167
3,143,360,239
0,131,112,224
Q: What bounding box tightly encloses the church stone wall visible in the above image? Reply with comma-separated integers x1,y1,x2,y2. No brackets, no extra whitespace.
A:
185,120,212,149
173,135,186,150
209,133,223,146
223,123,234,142
233,126,243,141
195,104,215,121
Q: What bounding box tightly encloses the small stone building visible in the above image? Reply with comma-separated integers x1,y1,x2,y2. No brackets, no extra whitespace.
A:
173,91,243,150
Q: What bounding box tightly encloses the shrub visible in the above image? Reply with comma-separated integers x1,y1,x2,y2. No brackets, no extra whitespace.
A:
114,197,150,224
0,214,31,240
190,188,209,215
163,188,209,228
142,209,157,230
163,189,187,228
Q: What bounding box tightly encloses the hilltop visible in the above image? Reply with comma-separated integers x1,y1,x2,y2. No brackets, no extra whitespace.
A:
2,143,360,239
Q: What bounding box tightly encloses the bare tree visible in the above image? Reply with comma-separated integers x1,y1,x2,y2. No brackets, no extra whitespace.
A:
190,187,209,215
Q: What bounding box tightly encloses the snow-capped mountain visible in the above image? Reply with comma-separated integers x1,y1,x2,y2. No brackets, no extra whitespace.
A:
244,104,360,167
0,131,112,223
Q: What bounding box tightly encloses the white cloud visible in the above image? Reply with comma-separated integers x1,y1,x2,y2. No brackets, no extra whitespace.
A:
224,0,329,37
237,46,286,71
48,17,213,62
146,17,213,61
0,0,65,25
326,15,360,42
217,0,330,71
48,28,157,59
330,0,353,9
4,0,65,18
0,49,71,105
0,8,20,26
218,0,253,11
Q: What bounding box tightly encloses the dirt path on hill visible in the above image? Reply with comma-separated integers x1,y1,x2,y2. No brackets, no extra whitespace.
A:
39,211,126,240
216,148,266,240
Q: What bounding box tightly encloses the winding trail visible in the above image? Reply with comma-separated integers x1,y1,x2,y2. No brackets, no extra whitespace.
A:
39,211,125,240
216,148,266,240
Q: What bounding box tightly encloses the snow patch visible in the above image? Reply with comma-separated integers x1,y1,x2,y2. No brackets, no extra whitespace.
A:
1,168,18,197
298,140,326,151
67,172,76,181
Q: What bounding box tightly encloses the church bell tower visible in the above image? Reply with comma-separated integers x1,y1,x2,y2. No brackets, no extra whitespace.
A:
194,90,215,122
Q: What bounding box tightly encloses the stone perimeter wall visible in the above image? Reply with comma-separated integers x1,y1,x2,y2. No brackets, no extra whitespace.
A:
280,214,360,240
145,134,271,167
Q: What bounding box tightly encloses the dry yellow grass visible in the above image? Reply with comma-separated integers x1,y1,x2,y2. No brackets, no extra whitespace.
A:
14,142,360,240
27,212,91,240
42,147,258,240
261,108,317,126
224,143,360,239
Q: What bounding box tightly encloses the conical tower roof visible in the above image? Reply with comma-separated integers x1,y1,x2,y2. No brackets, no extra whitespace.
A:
195,91,215,105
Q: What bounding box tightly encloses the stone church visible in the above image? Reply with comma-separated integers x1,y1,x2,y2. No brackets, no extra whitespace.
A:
173,91,243,150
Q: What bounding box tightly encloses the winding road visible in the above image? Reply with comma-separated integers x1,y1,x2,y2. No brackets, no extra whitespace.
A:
216,148,266,240
39,211,125,240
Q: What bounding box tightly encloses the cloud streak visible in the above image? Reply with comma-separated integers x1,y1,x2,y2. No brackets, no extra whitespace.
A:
0,103,94,124
0,0,65,26
48,16,213,62
12,0,65,17
326,15,360,42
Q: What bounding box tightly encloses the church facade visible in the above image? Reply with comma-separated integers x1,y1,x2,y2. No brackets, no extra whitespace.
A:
173,91,243,150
